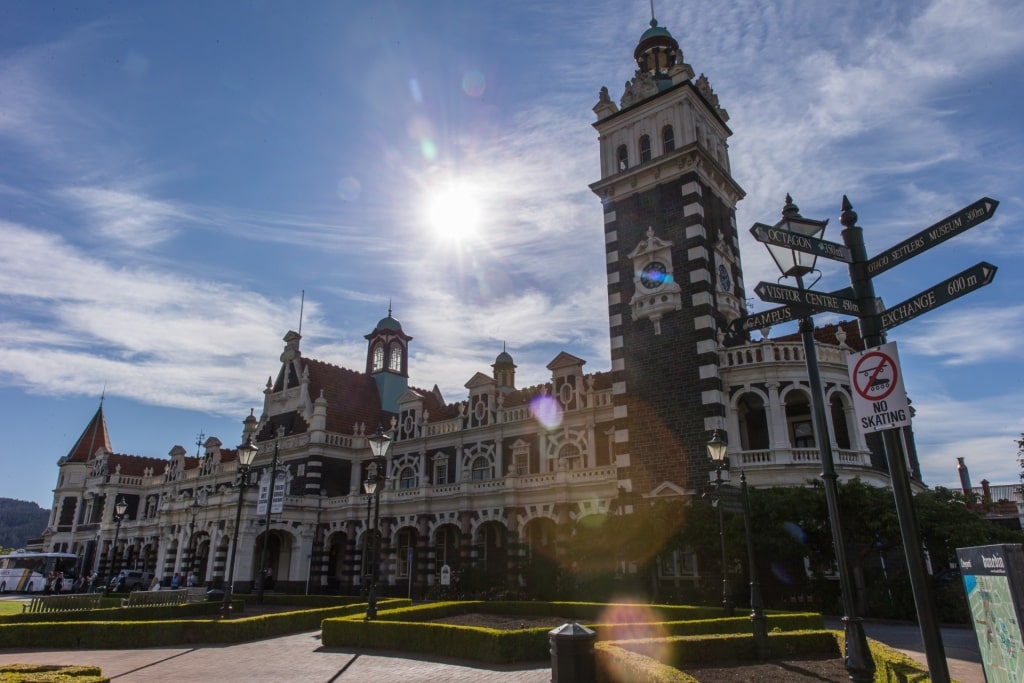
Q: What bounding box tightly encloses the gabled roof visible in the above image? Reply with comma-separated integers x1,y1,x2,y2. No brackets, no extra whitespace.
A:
66,405,112,463
303,358,391,434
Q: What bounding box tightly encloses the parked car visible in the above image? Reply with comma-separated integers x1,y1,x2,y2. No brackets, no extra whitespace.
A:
108,570,154,593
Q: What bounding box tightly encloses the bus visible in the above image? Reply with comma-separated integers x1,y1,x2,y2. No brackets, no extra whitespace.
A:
0,551,79,593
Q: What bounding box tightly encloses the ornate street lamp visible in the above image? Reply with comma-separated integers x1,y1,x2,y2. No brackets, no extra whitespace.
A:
705,430,733,617
110,496,128,579
363,425,391,620
257,425,285,604
222,436,259,615
756,196,874,682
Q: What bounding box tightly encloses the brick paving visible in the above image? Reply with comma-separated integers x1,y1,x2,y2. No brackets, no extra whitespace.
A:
0,630,552,682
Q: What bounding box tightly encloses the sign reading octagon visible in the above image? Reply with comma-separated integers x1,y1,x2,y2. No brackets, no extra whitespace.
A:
846,341,912,432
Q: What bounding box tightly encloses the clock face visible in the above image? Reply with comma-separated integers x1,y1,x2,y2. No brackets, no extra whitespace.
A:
718,263,732,292
640,261,669,289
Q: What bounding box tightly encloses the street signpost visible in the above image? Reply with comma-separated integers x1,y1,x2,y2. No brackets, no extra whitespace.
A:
866,197,998,276
751,222,852,263
879,262,997,331
754,281,860,316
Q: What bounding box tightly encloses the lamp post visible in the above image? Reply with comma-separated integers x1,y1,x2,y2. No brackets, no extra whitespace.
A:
187,496,202,582
756,196,874,682
738,470,769,659
257,426,284,604
705,431,734,617
110,496,128,579
363,425,392,620
223,436,259,615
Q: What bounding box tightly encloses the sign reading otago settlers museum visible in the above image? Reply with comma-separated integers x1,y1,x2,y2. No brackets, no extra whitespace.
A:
846,341,912,432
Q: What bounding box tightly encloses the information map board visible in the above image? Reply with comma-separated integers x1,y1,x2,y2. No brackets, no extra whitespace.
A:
956,544,1024,683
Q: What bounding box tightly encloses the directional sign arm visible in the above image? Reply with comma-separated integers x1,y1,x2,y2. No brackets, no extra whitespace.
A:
867,198,998,276
879,262,997,331
750,223,852,263
729,304,806,335
754,282,860,317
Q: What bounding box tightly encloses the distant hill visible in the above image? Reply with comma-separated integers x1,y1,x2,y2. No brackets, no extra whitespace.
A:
0,498,49,550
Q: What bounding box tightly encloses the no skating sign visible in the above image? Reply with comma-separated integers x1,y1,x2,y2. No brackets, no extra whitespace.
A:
846,341,912,432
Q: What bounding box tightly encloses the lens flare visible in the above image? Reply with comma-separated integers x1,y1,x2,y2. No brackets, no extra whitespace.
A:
782,521,806,544
597,602,669,671
531,395,563,430
336,177,361,202
771,561,796,586
462,70,486,97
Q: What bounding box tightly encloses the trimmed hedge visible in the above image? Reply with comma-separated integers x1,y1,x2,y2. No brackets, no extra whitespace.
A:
0,600,410,649
0,600,234,625
831,629,960,683
0,664,107,683
320,601,824,665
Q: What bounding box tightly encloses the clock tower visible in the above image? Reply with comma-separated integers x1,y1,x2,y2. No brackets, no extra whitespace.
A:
590,17,746,498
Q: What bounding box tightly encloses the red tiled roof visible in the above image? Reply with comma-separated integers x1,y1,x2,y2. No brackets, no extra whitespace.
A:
66,405,112,463
303,358,392,434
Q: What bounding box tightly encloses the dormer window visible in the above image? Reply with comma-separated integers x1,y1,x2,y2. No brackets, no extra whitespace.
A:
372,344,384,371
639,135,651,163
617,145,628,170
662,125,675,152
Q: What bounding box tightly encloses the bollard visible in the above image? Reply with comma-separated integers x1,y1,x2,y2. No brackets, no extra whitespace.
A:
549,622,596,683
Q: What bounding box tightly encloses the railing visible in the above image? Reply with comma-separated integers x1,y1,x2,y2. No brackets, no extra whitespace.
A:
720,340,851,370
734,447,871,469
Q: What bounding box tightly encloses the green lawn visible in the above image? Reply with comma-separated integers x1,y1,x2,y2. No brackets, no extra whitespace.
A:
0,600,26,616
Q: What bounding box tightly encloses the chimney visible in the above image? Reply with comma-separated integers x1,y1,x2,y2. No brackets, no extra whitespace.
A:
981,479,992,504
957,457,972,495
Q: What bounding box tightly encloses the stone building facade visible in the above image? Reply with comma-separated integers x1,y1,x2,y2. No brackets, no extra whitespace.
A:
39,17,916,599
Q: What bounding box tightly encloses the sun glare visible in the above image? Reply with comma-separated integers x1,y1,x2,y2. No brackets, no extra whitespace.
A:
423,180,484,242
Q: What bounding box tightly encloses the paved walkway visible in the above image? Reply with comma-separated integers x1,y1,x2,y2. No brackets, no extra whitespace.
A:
0,630,551,682
824,618,984,683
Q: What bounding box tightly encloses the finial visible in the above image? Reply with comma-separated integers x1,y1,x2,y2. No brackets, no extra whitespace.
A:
782,193,799,217
298,289,305,335
195,431,205,457
840,195,858,228
100,382,106,406
388,298,392,317
650,0,656,23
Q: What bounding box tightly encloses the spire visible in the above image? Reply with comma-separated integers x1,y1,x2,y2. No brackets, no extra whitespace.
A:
66,403,113,463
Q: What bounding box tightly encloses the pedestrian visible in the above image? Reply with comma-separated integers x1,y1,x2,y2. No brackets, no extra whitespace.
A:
186,571,197,587
171,572,181,589
149,574,161,591
52,571,63,595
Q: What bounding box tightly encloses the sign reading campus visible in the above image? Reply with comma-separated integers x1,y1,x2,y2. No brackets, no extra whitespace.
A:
846,342,912,432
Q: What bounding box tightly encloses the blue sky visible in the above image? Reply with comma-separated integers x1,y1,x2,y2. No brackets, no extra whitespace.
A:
2,0,1022,509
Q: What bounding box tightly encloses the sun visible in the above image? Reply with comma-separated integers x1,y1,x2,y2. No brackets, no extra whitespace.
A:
423,179,484,242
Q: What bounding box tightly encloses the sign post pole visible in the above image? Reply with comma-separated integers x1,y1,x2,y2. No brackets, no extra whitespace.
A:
840,196,950,683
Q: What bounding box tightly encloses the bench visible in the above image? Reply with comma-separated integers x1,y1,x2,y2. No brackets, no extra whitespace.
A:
186,587,207,603
120,588,189,607
22,593,104,613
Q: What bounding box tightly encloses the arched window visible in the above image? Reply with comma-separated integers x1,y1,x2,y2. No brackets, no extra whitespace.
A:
639,135,652,163
372,344,384,371
830,395,852,450
616,144,628,171
558,443,582,470
388,345,402,372
786,393,815,448
662,125,675,152
471,456,491,481
399,467,416,490
737,393,769,450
